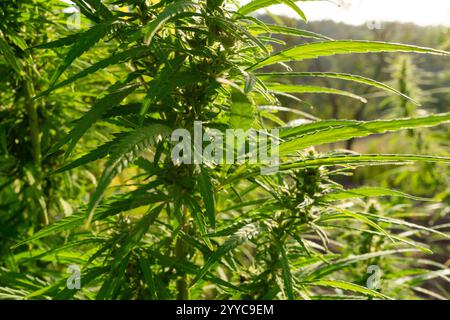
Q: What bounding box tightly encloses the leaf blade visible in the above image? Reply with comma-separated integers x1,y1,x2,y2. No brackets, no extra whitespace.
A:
258,72,419,105
280,113,450,153
198,166,216,229
250,40,450,70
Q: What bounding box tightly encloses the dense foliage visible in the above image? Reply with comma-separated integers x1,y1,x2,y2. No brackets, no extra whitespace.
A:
0,0,449,300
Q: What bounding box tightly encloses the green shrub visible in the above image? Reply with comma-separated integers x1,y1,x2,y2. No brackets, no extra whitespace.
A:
0,0,449,300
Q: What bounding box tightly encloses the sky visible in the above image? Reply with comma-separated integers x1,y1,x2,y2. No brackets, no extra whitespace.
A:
248,0,450,27
61,0,450,27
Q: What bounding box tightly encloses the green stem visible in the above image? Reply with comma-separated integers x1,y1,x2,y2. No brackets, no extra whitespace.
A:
23,74,47,225
23,80,41,166
175,205,189,299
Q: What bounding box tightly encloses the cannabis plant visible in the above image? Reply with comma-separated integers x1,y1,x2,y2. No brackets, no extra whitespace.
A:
0,0,449,300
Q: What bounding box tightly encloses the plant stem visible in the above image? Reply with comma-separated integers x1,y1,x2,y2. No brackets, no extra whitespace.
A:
175,205,189,299
23,74,48,224
23,80,41,166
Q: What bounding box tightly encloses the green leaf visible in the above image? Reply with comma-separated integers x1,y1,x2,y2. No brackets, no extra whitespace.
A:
139,257,159,300
190,236,241,286
11,214,84,249
38,46,152,97
140,56,189,117
226,154,450,184
51,134,126,174
129,1,198,43
148,249,242,292
239,0,307,22
279,119,364,139
190,223,260,286
30,33,81,50
332,209,393,241
12,190,167,248
215,16,269,53
85,124,171,225
110,204,164,265
320,222,432,254
185,197,214,250
257,72,419,105
3,28,28,51
198,166,216,229
229,90,255,130
0,36,22,76
54,267,109,300
248,24,332,40
305,249,419,280
278,154,450,171
321,187,435,202
364,213,450,239
279,113,450,153
249,40,450,70
268,84,367,103
279,243,294,299
49,22,113,86
47,83,139,158
307,280,391,300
